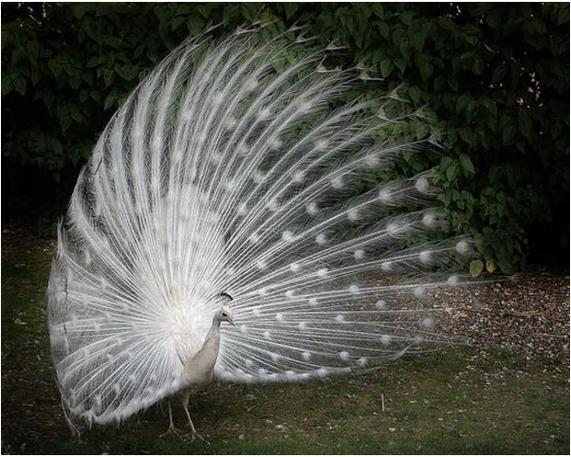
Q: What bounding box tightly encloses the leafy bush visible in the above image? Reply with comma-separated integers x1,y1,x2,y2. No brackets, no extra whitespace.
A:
2,3,569,272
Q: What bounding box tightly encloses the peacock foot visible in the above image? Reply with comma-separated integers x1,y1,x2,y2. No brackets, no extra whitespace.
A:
160,425,188,440
191,431,210,445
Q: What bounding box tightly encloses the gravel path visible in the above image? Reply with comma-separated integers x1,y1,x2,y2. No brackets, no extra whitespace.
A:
438,273,569,365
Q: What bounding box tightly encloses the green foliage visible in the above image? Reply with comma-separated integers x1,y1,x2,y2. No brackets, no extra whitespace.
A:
2,3,569,272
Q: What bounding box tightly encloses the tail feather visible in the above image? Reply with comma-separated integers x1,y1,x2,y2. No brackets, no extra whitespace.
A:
47,29,475,424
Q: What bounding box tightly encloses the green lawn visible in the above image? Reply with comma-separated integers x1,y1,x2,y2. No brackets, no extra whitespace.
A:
2,235,569,454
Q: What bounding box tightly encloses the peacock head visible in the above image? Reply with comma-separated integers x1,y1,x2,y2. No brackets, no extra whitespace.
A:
215,305,235,326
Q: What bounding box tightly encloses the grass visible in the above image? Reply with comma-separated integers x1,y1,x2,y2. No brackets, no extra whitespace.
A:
1,234,569,454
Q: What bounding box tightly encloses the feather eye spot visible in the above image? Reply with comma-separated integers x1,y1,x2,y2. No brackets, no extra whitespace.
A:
357,357,368,367
306,201,319,215
354,249,366,260
256,260,267,270
238,203,248,216
302,351,311,361
308,297,319,307
349,284,360,294
381,262,392,272
292,171,305,183
366,154,380,168
282,230,295,242
224,179,237,192
317,268,329,278
381,335,392,346
415,177,430,193
270,138,283,150
348,209,360,221
267,198,280,212
375,299,387,309
245,78,258,92
419,250,432,264
335,314,346,323
285,289,296,299
422,212,436,227
315,139,329,151
212,92,224,105
299,101,312,113
316,234,327,245
455,240,470,255
298,322,307,330
275,312,284,322
317,367,329,377
378,189,393,203
339,351,350,361
270,352,280,362
331,177,344,189
224,116,237,130
289,262,301,273
258,287,269,296
253,170,266,184
258,107,271,120
421,317,434,328
413,286,426,298
387,222,400,235
263,330,271,339
237,144,249,156
240,325,248,333
447,274,460,286
210,152,222,164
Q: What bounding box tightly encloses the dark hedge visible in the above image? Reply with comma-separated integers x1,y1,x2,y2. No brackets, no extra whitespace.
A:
2,3,569,272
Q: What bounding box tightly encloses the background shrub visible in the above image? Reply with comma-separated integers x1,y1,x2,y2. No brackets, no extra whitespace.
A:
2,3,569,272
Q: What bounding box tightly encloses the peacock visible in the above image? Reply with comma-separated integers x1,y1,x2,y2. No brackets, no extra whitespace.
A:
46,25,476,441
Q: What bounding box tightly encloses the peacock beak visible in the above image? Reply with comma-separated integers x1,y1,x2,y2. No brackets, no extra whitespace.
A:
227,317,235,326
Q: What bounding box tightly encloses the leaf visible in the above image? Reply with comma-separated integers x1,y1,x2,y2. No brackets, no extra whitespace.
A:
491,64,506,83
485,259,497,273
48,59,62,77
104,94,115,110
14,76,26,95
283,3,298,19
378,22,390,39
171,16,186,32
380,60,394,78
446,163,458,182
241,4,258,22
187,16,204,35
460,154,475,175
416,54,433,80
502,123,516,144
469,260,484,277
412,22,430,51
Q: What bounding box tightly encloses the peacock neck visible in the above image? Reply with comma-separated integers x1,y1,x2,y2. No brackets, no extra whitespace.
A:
204,316,221,342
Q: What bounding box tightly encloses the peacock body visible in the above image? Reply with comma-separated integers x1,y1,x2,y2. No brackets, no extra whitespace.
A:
46,27,473,432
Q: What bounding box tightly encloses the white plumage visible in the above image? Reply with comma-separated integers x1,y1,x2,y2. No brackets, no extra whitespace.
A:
46,26,473,437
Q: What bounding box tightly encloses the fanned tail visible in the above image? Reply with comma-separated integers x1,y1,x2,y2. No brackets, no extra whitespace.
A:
47,27,476,424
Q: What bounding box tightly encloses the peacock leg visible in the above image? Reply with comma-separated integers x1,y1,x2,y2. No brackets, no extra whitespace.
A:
160,400,185,439
182,390,209,444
